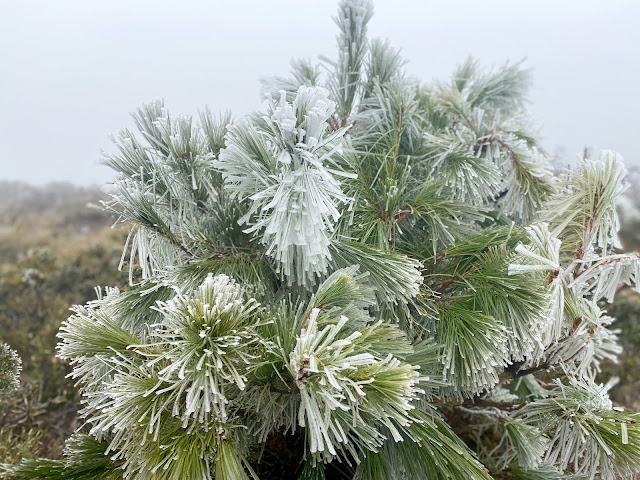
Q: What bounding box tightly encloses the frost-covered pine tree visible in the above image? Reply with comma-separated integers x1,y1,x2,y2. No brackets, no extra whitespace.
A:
3,2,639,479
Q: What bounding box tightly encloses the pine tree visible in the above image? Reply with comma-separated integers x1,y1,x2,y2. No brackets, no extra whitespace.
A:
2,1,639,479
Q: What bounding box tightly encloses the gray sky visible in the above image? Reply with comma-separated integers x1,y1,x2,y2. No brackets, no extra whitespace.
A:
1,0,639,186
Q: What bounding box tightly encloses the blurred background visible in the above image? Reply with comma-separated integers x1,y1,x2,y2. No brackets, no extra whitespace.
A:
0,0,638,462
1,0,639,184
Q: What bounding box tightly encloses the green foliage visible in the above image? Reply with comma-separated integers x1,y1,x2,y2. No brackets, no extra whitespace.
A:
546,152,626,260
510,464,586,480
378,412,492,480
430,58,554,222
1,434,122,480
516,379,640,479
329,239,423,324
434,302,508,395
297,459,325,480
327,0,374,119
214,87,354,286
58,305,140,358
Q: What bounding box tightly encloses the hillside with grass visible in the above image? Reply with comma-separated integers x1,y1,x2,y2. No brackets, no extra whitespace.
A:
0,182,127,462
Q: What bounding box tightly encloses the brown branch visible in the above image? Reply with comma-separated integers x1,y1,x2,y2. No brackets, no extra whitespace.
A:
431,294,470,303
574,184,604,276
395,208,412,224
431,264,479,292
432,276,458,289
491,136,534,184
437,398,527,411
458,110,480,138
174,240,194,256
422,252,447,271
496,315,588,386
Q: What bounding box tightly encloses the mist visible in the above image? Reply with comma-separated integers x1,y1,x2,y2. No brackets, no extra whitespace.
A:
1,0,638,185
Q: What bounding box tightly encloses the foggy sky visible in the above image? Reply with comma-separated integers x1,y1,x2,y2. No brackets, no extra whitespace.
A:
1,0,639,186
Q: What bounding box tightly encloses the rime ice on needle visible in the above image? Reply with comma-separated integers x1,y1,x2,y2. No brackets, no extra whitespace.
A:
217,86,353,287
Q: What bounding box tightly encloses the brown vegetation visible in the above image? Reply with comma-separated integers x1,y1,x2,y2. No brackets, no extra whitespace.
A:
0,182,127,461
